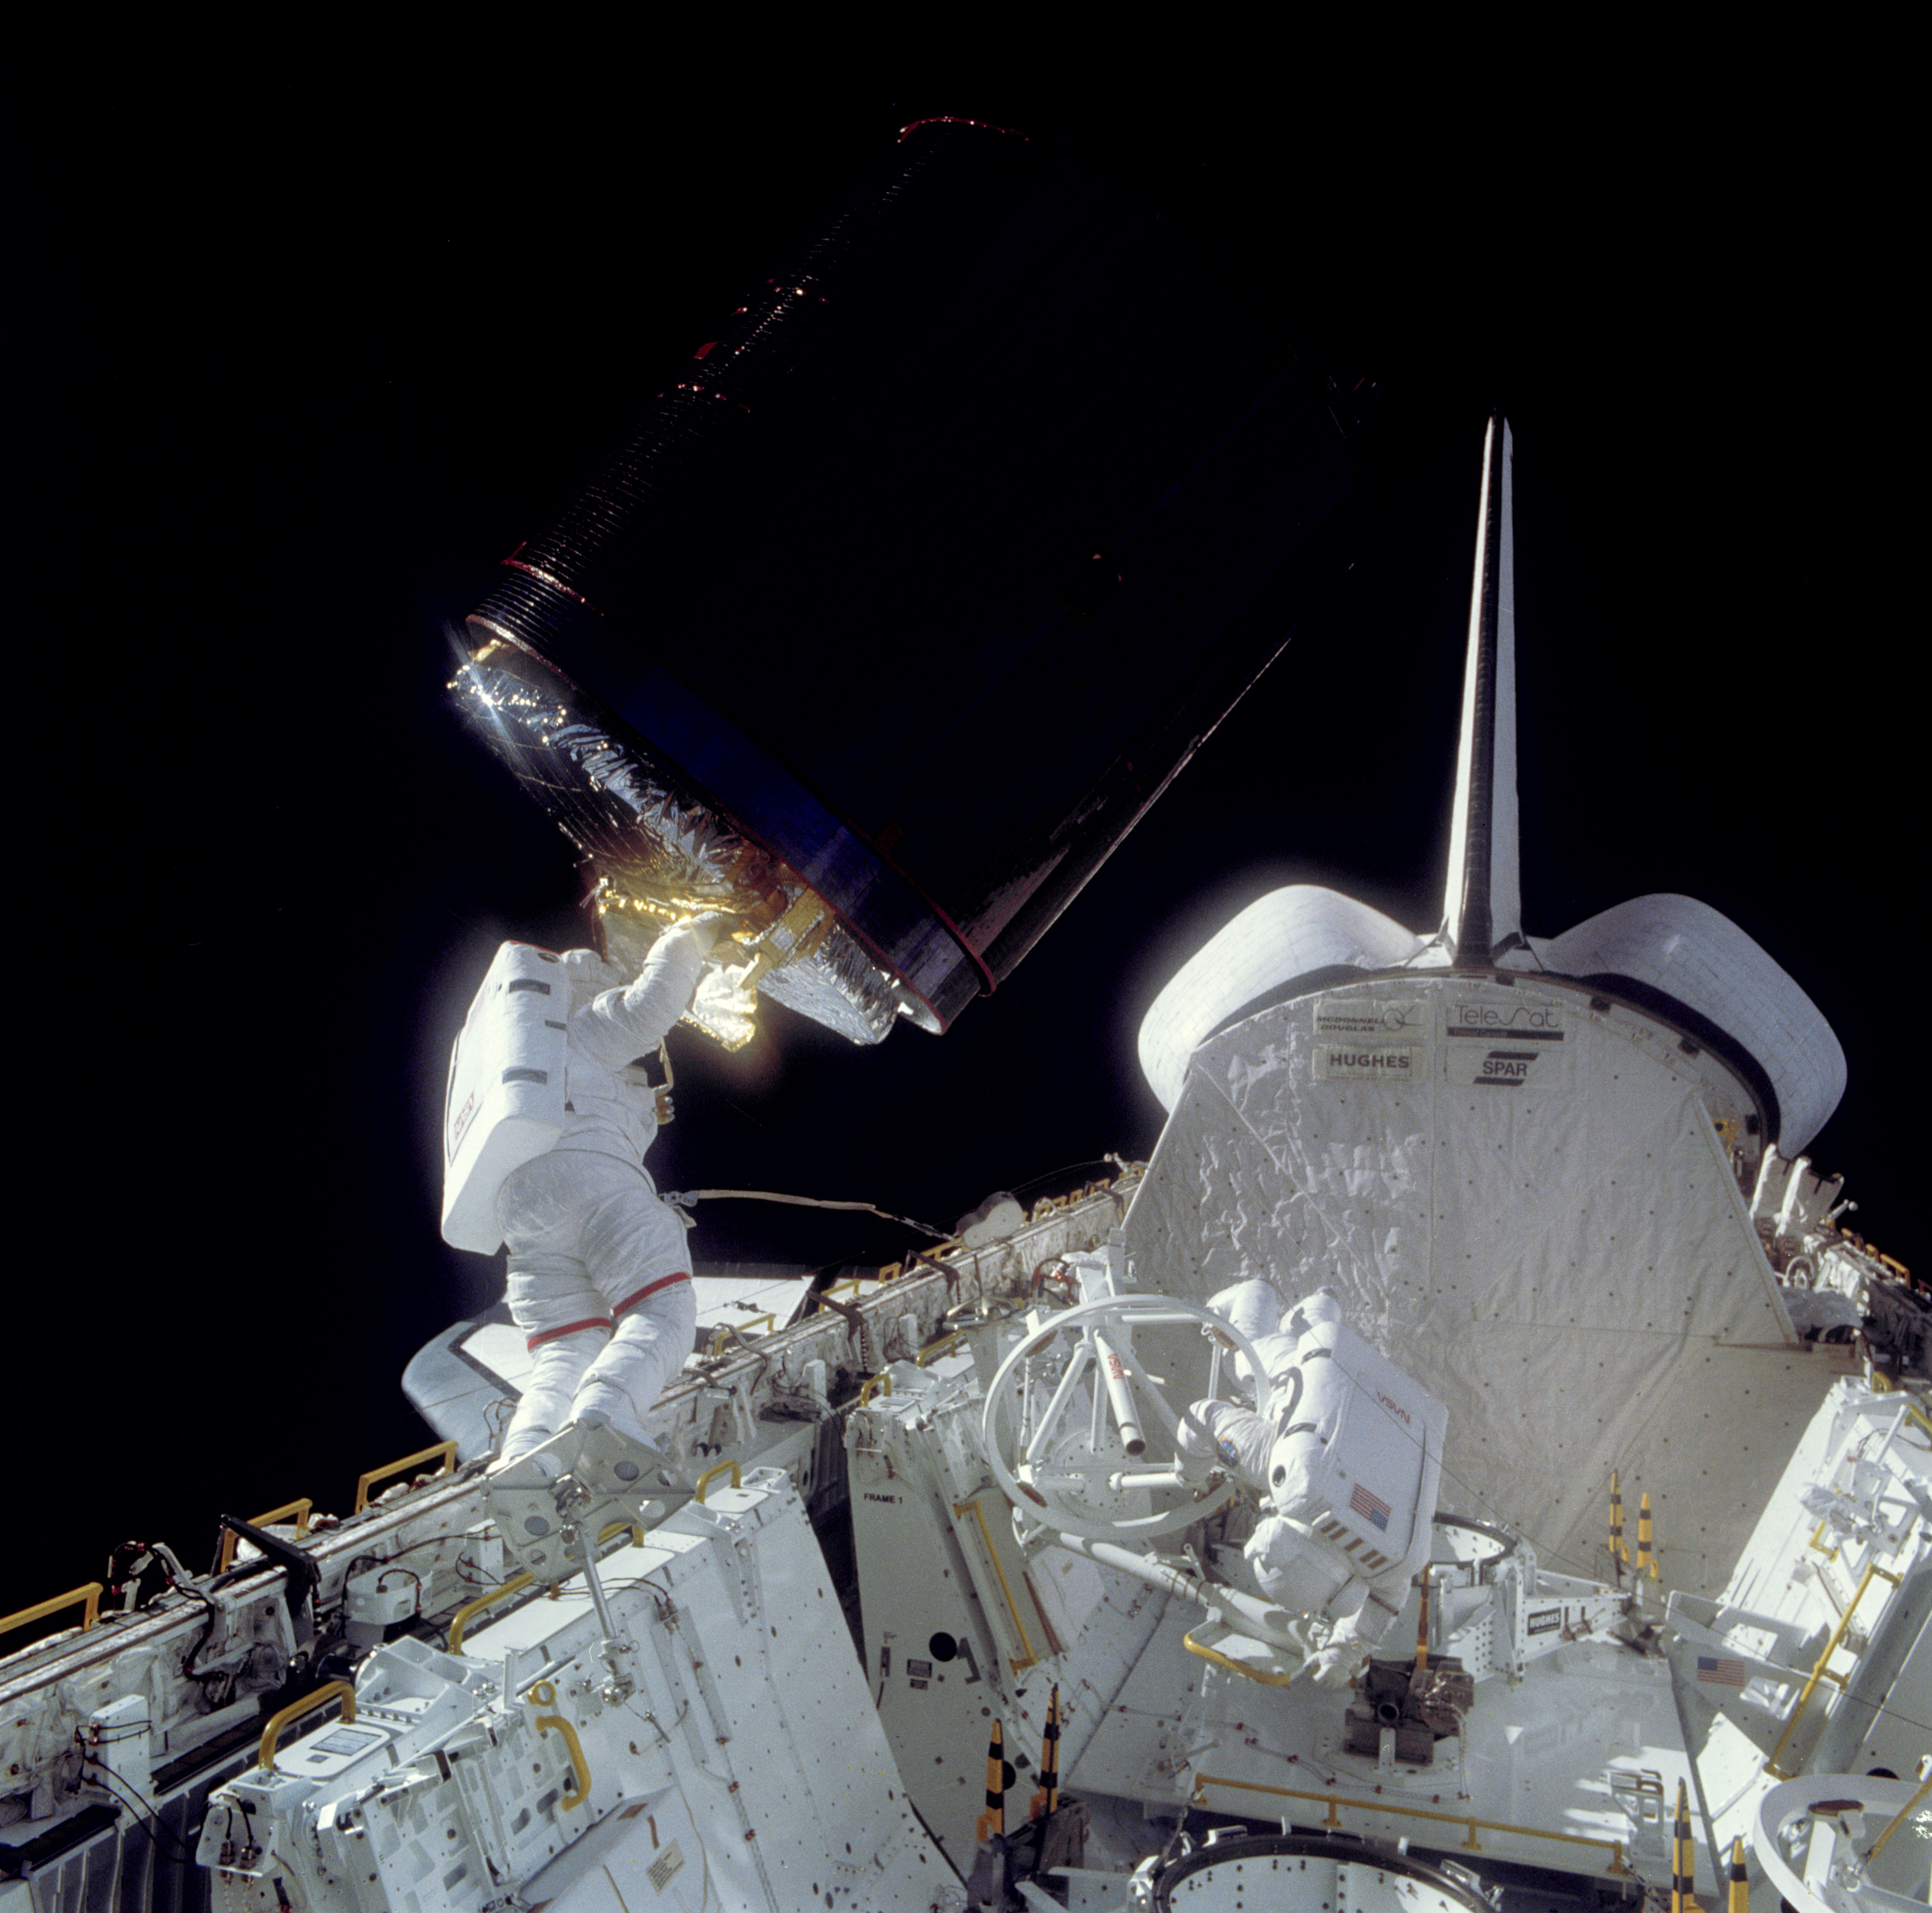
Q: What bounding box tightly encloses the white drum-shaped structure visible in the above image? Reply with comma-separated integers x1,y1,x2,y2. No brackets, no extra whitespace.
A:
1139,886,1424,1113
1546,892,1846,1152
1138,1832,1493,1913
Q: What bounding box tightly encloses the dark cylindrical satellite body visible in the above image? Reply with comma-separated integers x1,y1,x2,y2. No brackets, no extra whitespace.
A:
458,117,1362,1043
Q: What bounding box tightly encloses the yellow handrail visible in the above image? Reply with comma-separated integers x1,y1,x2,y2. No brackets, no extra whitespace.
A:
694,1461,742,1503
917,1331,968,1368
355,1441,457,1513
596,1520,646,1550
218,1498,315,1572
952,1499,1038,1674
1189,1774,1628,1874
1867,1772,1932,1863
1,1582,103,1645
705,1316,777,1360
857,1373,894,1407
524,1681,591,1809
1764,1558,1903,1777
1182,1626,1299,1687
258,1680,357,1769
447,1573,535,1655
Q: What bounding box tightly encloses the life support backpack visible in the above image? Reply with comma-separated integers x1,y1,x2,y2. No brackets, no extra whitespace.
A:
440,943,585,1253
1264,1318,1446,1579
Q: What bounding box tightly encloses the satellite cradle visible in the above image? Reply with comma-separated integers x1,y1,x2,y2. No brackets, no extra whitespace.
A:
440,943,573,1254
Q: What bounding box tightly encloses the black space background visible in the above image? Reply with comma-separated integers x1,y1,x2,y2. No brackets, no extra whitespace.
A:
11,51,1914,1619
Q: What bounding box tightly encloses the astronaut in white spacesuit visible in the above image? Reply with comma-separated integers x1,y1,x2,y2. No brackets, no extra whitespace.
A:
494,916,726,1467
1180,1280,1424,1688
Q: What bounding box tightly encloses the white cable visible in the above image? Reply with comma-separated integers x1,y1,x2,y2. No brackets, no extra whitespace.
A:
658,1188,949,1237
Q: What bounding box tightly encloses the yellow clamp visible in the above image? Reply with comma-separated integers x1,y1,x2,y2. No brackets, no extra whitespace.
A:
523,1681,590,1810
694,1460,742,1503
0,1582,103,1644
258,1680,357,1770
732,893,834,994
355,1441,457,1513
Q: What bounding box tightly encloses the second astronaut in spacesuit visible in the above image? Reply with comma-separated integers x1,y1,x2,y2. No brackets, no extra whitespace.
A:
1181,1280,1428,1687
494,916,726,1467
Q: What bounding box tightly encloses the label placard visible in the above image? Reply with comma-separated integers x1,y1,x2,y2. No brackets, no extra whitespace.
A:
1313,1044,1425,1084
1314,999,1426,1038
1446,997,1567,1089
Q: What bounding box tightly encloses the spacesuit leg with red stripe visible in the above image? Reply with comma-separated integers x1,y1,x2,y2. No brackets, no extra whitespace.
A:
565,1162,696,1445
496,1151,694,1460
496,1153,617,1463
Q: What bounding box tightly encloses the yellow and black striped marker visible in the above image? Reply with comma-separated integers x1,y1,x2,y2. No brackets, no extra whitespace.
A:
1029,1687,1060,1821
1670,1779,1698,1913
1726,1835,1747,1913
976,1720,1009,1843
1638,1492,1660,1581
1610,1471,1628,1583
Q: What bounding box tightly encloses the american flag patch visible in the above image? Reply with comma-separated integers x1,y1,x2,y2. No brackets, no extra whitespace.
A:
1696,1656,1747,1687
1349,1483,1391,1532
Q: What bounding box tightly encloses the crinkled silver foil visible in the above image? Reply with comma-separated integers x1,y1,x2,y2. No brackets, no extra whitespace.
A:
758,919,908,1043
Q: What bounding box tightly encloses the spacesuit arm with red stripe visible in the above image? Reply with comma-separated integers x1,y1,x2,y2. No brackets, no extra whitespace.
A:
570,921,717,1070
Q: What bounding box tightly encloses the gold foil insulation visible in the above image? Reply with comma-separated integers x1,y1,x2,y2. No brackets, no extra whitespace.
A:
454,640,917,1048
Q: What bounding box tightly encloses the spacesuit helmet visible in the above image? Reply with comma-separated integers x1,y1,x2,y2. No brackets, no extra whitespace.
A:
1284,1287,1342,1340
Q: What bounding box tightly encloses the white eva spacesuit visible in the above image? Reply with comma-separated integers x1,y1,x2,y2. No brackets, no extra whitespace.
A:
1180,1279,1443,1688
490,919,720,1464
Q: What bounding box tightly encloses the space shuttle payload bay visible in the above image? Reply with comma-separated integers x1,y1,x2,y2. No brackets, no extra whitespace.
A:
2,399,1922,1913
1130,414,1853,1594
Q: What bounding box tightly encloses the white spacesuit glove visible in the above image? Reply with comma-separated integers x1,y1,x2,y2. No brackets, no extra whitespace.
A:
1180,1398,1276,1488
1303,1643,1365,1689
680,911,736,957
1175,1403,1230,1479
